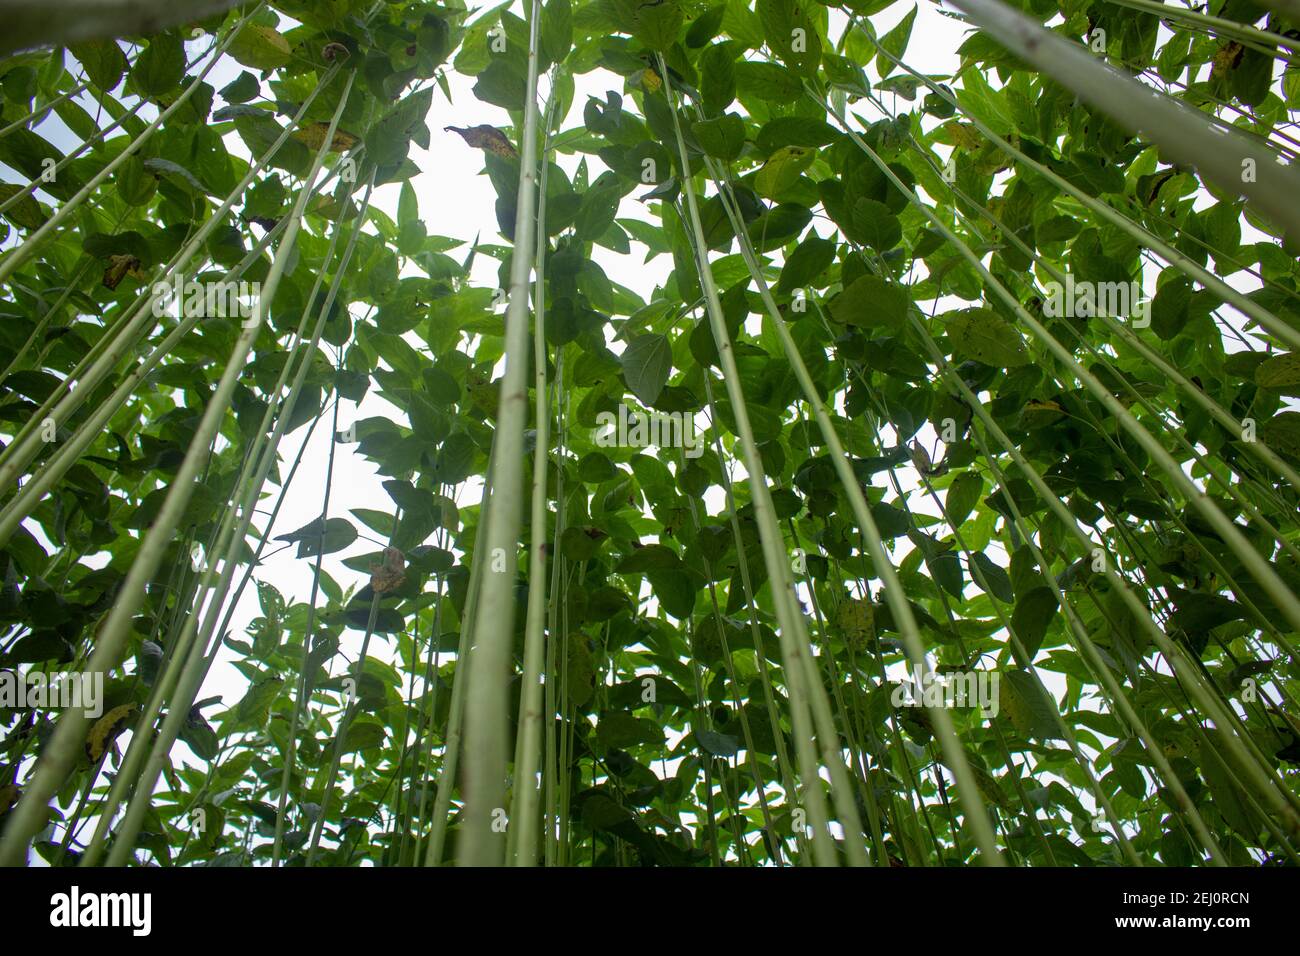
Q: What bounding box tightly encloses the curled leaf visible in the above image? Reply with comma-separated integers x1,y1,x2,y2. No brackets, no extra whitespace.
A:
85,703,137,762
445,124,517,158
102,254,144,290
370,547,407,594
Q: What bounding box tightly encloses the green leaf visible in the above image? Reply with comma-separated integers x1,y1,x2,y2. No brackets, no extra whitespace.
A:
219,71,260,103
581,794,636,830
756,117,837,152
648,569,696,618
69,39,127,91
616,0,684,51
777,235,835,294
830,275,909,331
945,472,983,527
851,198,901,250
617,544,681,572
699,40,738,115
233,675,284,727
824,53,870,96
734,61,802,101
621,333,673,405
697,728,740,756
180,709,219,761
1151,275,1192,341
472,58,527,110
945,309,1031,367
927,548,963,597
228,24,292,71
351,508,396,536
1260,412,1300,460
1169,589,1246,634
877,5,917,78
143,157,205,194
398,180,419,226
275,517,358,558
1011,586,1058,662
1000,670,1062,740
1255,353,1300,391
756,0,822,77
691,113,746,161
686,4,726,47
541,0,574,67
598,712,664,749
754,145,815,198
130,34,184,97
970,552,1013,603
0,185,44,229
342,717,388,753
1197,731,1261,836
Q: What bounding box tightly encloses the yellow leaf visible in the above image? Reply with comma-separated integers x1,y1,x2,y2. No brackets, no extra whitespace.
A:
292,122,359,153
938,121,983,152
835,596,875,651
1019,399,1064,429
86,704,137,762
754,145,815,199
1212,41,1244,80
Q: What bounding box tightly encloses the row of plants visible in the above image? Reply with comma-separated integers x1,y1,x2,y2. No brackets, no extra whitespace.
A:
0,0,1298,865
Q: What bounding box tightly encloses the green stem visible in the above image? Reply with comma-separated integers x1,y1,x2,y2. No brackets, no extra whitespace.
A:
0,73,353,869
509,81,558,868
456,0,545,868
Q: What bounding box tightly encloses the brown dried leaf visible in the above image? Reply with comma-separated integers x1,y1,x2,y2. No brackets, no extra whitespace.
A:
1212,41,1244,80
445,124,517,159
102,254,143,290
370,546,407,594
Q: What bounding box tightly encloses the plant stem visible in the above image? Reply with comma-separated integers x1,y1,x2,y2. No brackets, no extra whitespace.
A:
456,0,545,868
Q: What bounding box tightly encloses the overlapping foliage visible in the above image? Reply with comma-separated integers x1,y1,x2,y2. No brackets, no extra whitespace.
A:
1,0,1299,867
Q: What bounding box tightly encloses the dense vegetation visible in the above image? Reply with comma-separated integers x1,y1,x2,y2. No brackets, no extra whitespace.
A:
1,0,1299,868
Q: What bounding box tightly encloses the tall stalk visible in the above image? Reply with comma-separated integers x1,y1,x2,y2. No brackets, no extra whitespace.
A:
694,136,1006,867
659,59,865,867
456,0,545,868
509,85,558,867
